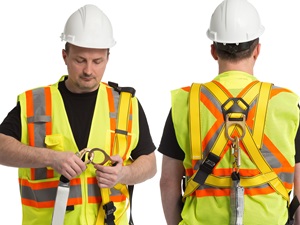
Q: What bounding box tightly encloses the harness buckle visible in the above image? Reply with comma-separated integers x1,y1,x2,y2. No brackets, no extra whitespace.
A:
193,152,220,184
103,201,116,225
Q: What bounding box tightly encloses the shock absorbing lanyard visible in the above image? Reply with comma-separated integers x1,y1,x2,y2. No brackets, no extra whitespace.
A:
226,114,246,225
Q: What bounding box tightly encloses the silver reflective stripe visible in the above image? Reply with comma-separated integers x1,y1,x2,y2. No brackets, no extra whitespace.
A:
111,89,132,122
112,89,119,114
27,88,50,180
29,88,48,148
230,180,244,225
88,183,122,197
27,115,51,123
21,185,57,202
51,182,70,225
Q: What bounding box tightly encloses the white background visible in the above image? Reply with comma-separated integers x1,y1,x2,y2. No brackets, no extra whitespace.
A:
0,0,299,224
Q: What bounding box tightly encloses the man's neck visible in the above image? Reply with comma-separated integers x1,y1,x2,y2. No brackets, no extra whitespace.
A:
218,59,254,75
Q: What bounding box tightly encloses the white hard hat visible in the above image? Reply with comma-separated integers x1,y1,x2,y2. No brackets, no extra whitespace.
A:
207,0,265,44
60,4,116,49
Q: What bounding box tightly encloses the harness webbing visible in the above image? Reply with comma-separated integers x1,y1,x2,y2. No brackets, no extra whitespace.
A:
96,82,135,225
183,81,289,201
189,83,202,160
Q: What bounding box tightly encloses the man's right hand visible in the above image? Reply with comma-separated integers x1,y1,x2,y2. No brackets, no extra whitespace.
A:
50,151,87,180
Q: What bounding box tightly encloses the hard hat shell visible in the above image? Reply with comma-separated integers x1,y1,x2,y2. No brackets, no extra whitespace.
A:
206,0,265,44
60,4,116,49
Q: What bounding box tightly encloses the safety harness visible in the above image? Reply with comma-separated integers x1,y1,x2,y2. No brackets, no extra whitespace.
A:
25,82,136,225
184,80,299,225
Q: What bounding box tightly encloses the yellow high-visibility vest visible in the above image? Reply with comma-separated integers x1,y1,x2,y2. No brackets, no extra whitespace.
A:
18,76,139,225
171,72,299,225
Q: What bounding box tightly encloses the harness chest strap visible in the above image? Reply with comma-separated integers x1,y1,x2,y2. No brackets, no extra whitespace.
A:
183,81,289,201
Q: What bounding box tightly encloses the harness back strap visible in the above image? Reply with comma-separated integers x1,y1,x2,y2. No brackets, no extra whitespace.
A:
96,82,135,225
183,81,289,201
189,83,202,160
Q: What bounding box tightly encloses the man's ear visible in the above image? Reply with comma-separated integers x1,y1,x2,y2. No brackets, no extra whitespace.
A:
253,43,261,60
62,49,67,65
211,44,218,60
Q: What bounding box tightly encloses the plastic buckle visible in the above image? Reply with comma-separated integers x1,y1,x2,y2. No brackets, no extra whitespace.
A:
193,152,220,184
103,201,116,225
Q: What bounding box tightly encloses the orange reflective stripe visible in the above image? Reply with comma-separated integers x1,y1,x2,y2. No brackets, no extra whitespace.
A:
195,186,277,197
21,199,55,208
182,86,191,92
22,198,83,208
270,87,292,98
106,86,116,156
19,178,59,189
194,186,279,197
19,178,81,189
44,86,52,136
25,90,35,146
195,188,230,197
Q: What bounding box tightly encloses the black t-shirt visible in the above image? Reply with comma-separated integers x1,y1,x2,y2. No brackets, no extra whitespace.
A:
158,109,300,163
0,81,156,160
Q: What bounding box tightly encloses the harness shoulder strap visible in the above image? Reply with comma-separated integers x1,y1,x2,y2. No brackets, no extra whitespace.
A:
189,83,202,160
96,81,136,225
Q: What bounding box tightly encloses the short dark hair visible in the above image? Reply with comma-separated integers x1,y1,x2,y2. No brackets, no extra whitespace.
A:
64,42,110,56
214,38,259,62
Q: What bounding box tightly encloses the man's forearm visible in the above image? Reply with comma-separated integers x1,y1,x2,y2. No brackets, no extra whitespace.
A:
0,133,53,168
160,182,183,225
120,152,156,185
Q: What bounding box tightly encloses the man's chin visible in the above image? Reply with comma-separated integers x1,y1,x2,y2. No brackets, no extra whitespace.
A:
78,83,99,92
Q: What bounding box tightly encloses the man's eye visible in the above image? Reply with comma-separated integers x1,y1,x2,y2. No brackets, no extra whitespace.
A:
76,58,85,63
95,60,103,64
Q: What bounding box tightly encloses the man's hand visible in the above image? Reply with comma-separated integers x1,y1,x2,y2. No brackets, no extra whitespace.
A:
94,155,123,188
51,151,87,180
